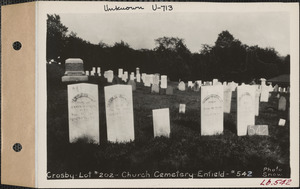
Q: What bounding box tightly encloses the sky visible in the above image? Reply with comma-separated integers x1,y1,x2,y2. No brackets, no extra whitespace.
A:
59,12,290,56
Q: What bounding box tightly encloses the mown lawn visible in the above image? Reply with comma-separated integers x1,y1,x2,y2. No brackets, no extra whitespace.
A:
47,65,290,179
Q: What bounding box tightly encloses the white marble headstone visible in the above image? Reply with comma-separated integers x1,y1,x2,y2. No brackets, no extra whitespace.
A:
85,71,89,76
201,85,224,135
152,108,170,138
118,68,123,78
104,85,135,142
136,73,141,82
179,104,186,114
107,70,114,83
68,83,99,144
237,85,255,136
160,75,167,89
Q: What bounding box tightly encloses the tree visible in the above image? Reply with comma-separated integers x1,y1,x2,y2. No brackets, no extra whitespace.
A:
47,14,68,61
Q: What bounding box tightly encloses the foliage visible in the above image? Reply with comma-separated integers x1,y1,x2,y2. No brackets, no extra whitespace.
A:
46,15,290,83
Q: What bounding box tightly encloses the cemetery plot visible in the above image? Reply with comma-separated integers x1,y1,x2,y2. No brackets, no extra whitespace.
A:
48,75,290,179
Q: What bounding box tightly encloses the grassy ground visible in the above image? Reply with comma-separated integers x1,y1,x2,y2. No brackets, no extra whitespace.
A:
47,65,290,179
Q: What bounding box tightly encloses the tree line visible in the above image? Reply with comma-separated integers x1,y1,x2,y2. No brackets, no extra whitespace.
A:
47,14,290,83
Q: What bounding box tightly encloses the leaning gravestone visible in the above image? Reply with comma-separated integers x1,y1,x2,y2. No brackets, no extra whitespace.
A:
67,83,99,144
247,125,269,136
104,85,135,142
62,58,88,82
278,118,286,126
201,85,224,135
152,108,171,138
237,85,255,136
223,85,232,113
166,86,174,95
178,81,186,91
278,96,287,111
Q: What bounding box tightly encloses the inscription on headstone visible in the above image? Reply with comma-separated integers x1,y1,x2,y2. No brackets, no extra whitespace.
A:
201,85,224,135
104,85,135,142
237,85,255,136
68,83,99,144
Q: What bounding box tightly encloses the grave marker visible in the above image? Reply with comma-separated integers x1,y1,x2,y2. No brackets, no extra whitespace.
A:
104,85,134,142
201,85,224,135
107,70,114,83
237,85,255,136
160,75,167,89
62,58,88,82
179,104,186,114
247,125,269,136
67,83,99,144
118,68,123,78
166,86,174,95
178,81,186,91
278,96,287,111
278,119,286,126
152,108,170,138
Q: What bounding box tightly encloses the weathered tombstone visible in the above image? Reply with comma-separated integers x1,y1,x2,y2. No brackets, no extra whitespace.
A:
178,81,186,91
166,86,174,95
151,84,159,94
283,88,286,93
237,85,255,136
118,68,123,78
153,74,160,85
260,78,266,86
149,74,154,85
223,85,232,113
152,108,170,138
247,125,269,136
278,119,286,126
278,96,287,111
193,81,200,92
127,80,136,91
144,74,151,87
278,87,282,93
104,85,134,142
103,71,108,78
196,80,202,86
179,104,186,114
130,72,135,81
122,71,128,82
67,83,99,144
188,81,193,88
62,58,88,82
90,70,95,76
107,70,114,83
200,85,224,135
254,85,261,116
136,74,141,83
136,67,140,75
85,71,89,76
160,75,167,89
260,84,271,102
212,79,218,85
97,67,101,76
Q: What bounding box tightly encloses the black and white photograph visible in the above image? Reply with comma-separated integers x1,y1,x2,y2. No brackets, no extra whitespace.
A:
42,2,298,186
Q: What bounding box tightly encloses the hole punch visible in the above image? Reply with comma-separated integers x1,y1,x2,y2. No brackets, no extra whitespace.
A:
13,143,22,152
13,41,22,50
